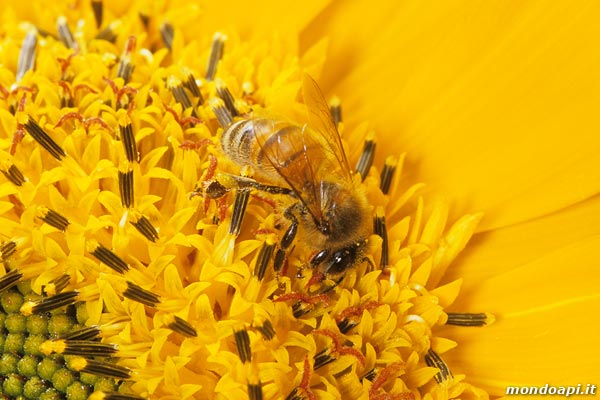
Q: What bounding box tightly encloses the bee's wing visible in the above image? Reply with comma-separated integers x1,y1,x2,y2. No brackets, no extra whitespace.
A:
301,73,352,181
253,118,329,223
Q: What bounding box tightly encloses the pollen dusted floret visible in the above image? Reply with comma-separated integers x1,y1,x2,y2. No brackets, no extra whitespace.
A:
0,1,490,399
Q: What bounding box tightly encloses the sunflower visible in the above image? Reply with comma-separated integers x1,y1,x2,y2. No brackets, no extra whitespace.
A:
0,1,598,400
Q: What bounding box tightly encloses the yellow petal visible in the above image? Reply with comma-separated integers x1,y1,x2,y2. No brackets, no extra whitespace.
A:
444,195,600,296
443,235,600,394
199,0,331,39
301,0,600,230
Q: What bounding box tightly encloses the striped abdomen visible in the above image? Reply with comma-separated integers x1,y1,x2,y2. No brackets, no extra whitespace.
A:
220,118,329,186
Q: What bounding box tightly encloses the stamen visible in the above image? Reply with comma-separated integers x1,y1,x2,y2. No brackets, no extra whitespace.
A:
361,368,377,382
95,21,120,43
424,349,453,383
68,356,131,379
117,36,136,83
41,339,118,357
39,207,70,231
56,16,77,49
215,78,239,117
0,240,17,260
329,96,342,127
119,121,139,163
285,388,301,400
256,320,275,340
254,240,275,280
168,77,198,118
183,72,203,103
1,164,26,186
373,210,389,268
336,319,357,334
234,328,252,363
229,188,250,236
23,116,66,160
167,315,198,337
160,22,174,51
313,329,365,367
446,312,491,327
61,326,101,341
91,0,103,28
248,382,263,400
355,133,376,181
89,392,145,400
118,169,134,208
379,155,397,195
205,32,226,81
58,80,74,107
130,215,159,242
122,281,160,307
0,269,22,294
313,348,335,370
209,97,233,127
42,274,71,296
90,242,130,274
16,30,37,82
292,300,311,318
20,290,79,316
275,292,329,317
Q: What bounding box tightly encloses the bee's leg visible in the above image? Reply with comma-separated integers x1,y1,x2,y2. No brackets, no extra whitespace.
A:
273,217,298,273
228,174,295,197
198,173,294,199
273,204,302,273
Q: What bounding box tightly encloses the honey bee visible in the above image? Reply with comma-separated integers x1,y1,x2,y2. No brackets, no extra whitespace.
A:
219,74,371,278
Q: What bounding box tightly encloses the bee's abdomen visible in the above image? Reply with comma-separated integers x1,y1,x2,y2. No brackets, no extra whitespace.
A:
220,118,302,181
220,119,256,165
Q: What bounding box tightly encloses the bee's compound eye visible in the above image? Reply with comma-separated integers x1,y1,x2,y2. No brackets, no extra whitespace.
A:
310,249,329,267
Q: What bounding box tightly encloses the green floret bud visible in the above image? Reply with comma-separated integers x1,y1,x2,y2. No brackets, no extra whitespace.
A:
17,354,39,377
79,372,99,385
26,314,49,335
2,373,25,397
23,376,46,399
1,289,24,313
48,313,74,337
65,382,90,400
94,377,117,392
5,313,27,333
23,334,46,356
0,353,19,374
51,368,75,393
37,357,61,381
4,332,25,353
0,311,7,329
16,280,33,295
39,388,62,400
75,303,88,325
